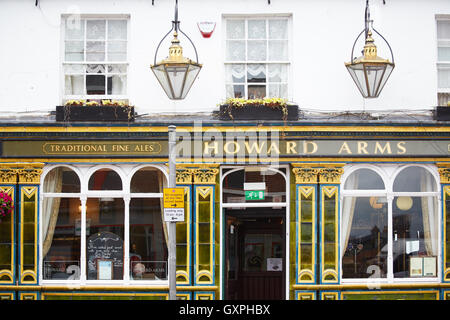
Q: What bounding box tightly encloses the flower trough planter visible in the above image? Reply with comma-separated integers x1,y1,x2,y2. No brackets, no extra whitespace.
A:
56,105,135,122
219,104,299,121
435,106,450,121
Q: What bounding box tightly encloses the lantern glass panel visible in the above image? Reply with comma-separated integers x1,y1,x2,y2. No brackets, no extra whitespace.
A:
376,64,394,97
346,63,368,97
166,65,189,99
180,64,201,99
364,63,387,97
152,64,173,99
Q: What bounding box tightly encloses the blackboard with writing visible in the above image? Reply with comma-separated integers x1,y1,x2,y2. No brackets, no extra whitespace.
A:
87,231,124,280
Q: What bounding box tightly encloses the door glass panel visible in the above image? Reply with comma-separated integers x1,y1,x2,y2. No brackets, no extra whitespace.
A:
243,233,282,272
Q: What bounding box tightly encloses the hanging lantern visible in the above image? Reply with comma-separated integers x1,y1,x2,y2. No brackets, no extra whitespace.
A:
345,0,394,98
151,0,202,100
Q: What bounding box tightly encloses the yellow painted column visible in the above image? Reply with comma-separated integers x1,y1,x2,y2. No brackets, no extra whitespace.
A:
318,166,344,284
175,168,194,285
192,166,219,298
291,167,319,288
17,165,43,285
0,166,18,285
438,167,450,282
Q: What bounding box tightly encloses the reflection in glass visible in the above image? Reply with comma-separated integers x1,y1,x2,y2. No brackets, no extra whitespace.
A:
393,166,437,192
344,168,385,190
42,198,81,280
222,168,286,204
88,169,122,190
243,233,282,272
130,168,163,193
129,198,168,280
393,196,438,278
342,197,388,279
86,198,124,280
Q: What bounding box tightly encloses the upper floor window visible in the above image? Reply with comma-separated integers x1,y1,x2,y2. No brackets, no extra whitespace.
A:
437,18,450,106
341,165,440,282
224,17,290,99
63,17,128,103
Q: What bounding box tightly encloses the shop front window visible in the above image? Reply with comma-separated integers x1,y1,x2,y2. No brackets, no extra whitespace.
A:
41,165,167,283
341,165,440,281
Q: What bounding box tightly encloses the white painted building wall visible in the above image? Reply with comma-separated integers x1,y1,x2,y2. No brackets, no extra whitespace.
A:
0,0,449,115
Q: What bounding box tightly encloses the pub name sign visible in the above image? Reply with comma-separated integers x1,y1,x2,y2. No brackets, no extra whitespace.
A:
1,139,449,158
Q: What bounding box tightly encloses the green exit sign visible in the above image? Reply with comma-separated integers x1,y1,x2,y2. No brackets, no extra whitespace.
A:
245,190,265,200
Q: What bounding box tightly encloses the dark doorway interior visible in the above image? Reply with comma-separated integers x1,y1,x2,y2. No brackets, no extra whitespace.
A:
225,208,285,300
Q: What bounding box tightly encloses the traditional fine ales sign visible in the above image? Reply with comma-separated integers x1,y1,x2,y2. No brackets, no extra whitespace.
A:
2,138,450,158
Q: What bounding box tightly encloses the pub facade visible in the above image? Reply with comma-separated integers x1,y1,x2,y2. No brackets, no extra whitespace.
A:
1,0,450,300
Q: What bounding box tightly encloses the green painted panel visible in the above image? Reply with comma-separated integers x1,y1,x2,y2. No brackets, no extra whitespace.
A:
342,292,438,300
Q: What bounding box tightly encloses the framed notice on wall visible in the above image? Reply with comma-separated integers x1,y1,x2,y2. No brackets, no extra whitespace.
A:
97,259,113,280
410,257,423,277
423,257,437,277
410,256,437,277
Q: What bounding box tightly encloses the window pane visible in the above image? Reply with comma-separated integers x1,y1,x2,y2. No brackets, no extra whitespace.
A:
88,169,122,190
344,169,385,190
130,198,168,280
130,168,163,193
438,21,450,39
108,20,127,40
438,47,450,61
268,64,288,82
248,20,266,39
86,198,124,280
44,167,80,193
108,64,127,74
226,84,245,98
222,168,286,203
225,64,245,83
243,233,282,271
86,64,105,74
86,75,105,95
42,198,81,280
248,85,266,99
107,75,127,95
342,197,388,279
269,40,288,60
65,19,85,40
247,64,266,83
226,40,245,61
86,41,105,61
65,75,84,95
65,41,84,61
393,167,437,192
226,20,245,39
393,196,438,278
247,40,266,61
269,19,288,39
107,41,127,61
268,83,287,98
87,20,106,40
438,68,450,88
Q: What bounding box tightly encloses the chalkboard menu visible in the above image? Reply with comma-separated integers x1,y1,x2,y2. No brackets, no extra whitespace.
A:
87,231,124,280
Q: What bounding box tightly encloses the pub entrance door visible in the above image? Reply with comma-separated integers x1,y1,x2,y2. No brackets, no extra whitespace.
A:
225,208,285,300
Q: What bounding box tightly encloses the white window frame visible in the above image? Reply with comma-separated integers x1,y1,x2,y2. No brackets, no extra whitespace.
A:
61,15,130,103
39,163,169,286
340,164,441,284
223,15,292,100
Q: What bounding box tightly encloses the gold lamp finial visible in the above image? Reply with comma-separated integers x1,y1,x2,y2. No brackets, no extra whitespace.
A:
363,30,377,58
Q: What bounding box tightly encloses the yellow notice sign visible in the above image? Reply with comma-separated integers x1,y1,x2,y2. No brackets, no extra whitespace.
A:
163,188,185,208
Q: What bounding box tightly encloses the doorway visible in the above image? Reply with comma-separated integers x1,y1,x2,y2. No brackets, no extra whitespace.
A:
221,166,288,300
225,208,286,300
